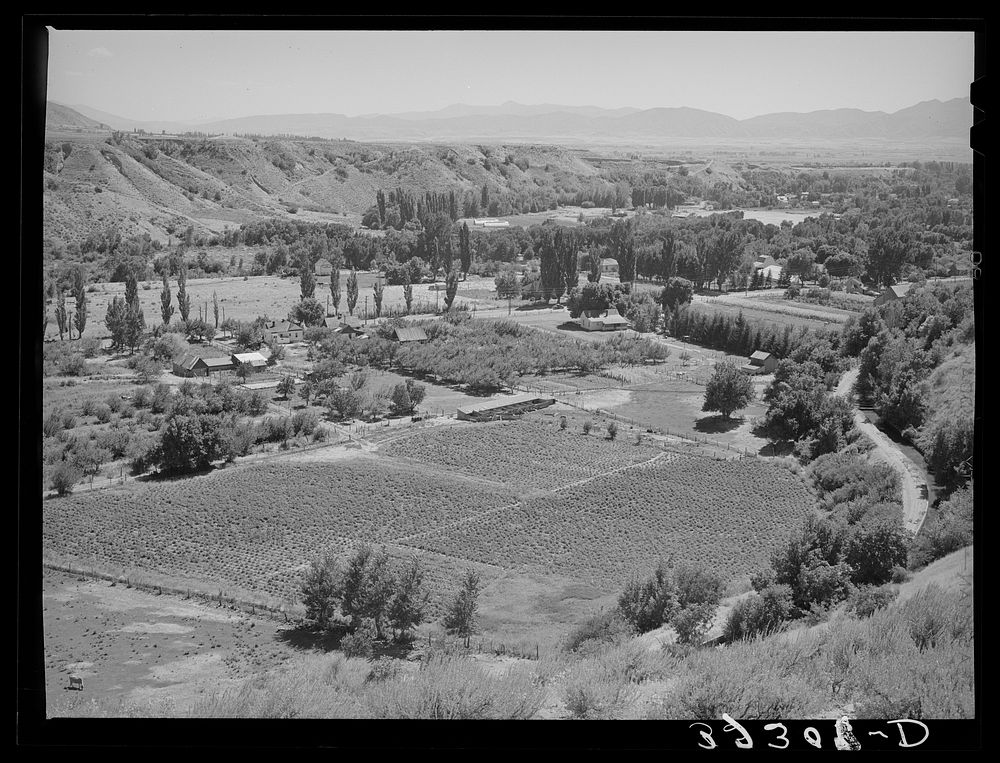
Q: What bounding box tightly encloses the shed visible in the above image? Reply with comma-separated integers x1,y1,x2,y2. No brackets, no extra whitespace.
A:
231,351,268,369
874,282,915,306
456,394,555,422
314,258,333,276
580,308,631,332
333,316,366,338
741,350,778,375
600,258,619,274
392,326,429,343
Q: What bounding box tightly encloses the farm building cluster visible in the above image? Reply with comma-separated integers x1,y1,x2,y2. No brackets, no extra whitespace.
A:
172,351,268,378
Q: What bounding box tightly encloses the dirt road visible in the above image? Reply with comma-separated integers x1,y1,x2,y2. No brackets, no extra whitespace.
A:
835,368,928,535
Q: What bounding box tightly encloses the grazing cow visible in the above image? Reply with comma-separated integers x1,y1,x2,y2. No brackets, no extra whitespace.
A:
68,675,84,691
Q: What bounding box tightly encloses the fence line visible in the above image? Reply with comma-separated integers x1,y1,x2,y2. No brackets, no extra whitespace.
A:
423,632,541,661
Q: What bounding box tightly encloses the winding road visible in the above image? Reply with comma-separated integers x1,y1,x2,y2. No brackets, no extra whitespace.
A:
835,367,928,535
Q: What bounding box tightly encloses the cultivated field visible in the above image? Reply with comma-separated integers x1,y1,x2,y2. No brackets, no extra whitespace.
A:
403,448,814,588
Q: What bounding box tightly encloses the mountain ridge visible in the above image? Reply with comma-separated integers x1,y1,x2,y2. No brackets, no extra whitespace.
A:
53,97,972,143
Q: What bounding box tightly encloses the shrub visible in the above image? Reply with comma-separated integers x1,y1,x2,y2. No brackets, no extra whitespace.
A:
582,421,592,435
365,657,400,684
651,639,827,719
94,404,113,423
562,662,639,720
606,421,618,440
563,609,634,653
340,619,377,659
291,410,320,436
723,585,794,642
364,653,544,719
849,585,897,618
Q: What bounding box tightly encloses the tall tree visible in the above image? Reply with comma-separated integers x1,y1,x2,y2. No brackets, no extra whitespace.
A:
104,296,128,351
372,278,385,318
444,268,459,310
55,287,68,341
160,271,174,326
459,222,472,279
300,553,342,631
346,269,359,316
299,251,316,299
123,271,146,354
330,259,341,316
403,279,413,314
176,262,191,323
539,232,559,302
339,544,395,639
443,569,481,638
71,266,87,339
387,557,429,642
212,291,219,328
702,360,754,418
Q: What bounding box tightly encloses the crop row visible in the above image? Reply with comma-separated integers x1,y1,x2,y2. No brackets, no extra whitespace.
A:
403,455,814,588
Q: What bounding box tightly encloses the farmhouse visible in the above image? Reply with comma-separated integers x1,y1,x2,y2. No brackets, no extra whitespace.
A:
741,350,778,375
314,258,333,276
456,394,556,422
580,308,631,332
600,258,619,274
391,326,429,343
262,320,304,344
172,354,235,377
231,351,268,369
874,282,915,306
324,315,366,338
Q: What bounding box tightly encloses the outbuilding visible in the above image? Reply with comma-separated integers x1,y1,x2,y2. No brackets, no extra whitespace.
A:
741,350,778,375
172,354,235,377
231,351,268,369
873,282,915,307
456,394,555,422
391,326,429,343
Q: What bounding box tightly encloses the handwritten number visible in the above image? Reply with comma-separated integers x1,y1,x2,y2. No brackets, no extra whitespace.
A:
722,713,753,748
804,727,822,748
764,723,789,749
690,722,717,750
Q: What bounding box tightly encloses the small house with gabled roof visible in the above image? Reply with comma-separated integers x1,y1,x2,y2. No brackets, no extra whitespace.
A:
741,350,778,375
580,308,631,332
231,351,268,369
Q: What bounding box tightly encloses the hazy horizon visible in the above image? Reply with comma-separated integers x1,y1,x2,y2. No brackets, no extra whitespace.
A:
45,29,974,124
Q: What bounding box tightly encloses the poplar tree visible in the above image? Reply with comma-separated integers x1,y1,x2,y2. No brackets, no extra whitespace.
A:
71,266,87,339
372,279,384,318
330,259,342,316
55,288,68,341
177,263,191,323
444,269,459,310
459,222,471,279
346,269,359,316
160,271,174,326
212,291,219,328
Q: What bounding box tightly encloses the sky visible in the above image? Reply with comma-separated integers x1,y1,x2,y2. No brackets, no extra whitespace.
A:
44,29,976,123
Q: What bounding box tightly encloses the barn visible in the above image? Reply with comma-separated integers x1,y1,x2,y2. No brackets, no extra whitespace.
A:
391,326,429,343
172,354,235,377
874,282,915,306
456,394,556,422
580,309,631,332
741,350,778,375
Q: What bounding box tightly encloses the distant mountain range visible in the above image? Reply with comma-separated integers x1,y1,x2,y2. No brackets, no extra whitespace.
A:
57,98,971,143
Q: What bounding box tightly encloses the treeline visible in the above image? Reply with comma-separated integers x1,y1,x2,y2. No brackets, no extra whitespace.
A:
843,281,974,489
